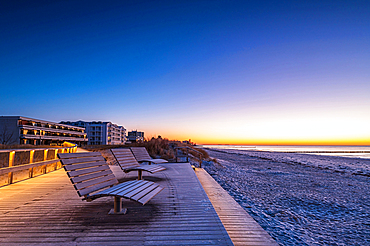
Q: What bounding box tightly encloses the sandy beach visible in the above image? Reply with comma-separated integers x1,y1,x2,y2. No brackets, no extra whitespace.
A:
202,148,370,246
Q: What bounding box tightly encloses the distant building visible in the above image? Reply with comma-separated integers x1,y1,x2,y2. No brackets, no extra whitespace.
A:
127,130,144,143
182,139,194,145
0,116,88,146
61,120,126,145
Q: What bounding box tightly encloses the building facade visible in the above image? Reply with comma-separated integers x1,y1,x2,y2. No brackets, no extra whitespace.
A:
0,116,88,146
61,121,126,145
127,130,144,143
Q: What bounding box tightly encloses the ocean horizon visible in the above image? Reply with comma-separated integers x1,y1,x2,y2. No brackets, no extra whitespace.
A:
201,145,370,159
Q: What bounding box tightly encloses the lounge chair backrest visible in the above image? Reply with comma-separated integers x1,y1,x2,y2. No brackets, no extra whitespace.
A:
58,152,118,197
130,147,152,161
111,148,140,169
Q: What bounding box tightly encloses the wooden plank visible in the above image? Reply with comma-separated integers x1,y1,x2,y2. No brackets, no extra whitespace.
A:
111,150,133,157
122,167,145,173
136,158,168,164
123,182,155,198
108,180,150,196
112,148,131,153
139,167,157,173
79,179,118,197
116,160,139,168
115,152,135,157
115,157,137,163
130,183,161,201
140,165,166,173
60,156,105,165
95,180,137,194
58,152,99,159
115,153,134,158
64,160,107,172
140,158,168,164
149,158,168,164
134,155,151,161
114,152,134,157
138,186,165,205
67,165,110,177
74,174,117,190
143,165,158,169
116,156,136,161
71,169,113,183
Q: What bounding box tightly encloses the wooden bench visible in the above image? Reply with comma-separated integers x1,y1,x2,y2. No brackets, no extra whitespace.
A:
130,147,168,164
58,152,164,214
111,148,166,180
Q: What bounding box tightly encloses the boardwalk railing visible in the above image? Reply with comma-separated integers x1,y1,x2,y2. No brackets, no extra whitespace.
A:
0,142,77,187
175,146,203,168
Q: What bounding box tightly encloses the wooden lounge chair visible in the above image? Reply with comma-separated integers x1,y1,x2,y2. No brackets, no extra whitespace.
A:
111,148,166,180
130,147,168,164
58,152,164,214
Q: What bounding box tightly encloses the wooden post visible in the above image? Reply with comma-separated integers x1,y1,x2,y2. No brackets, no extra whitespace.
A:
54,149,59,170
8,151,15,184
43,149,48,161
29,150,34,178
29,167,34,178
29,150,35,177
29,150,35,164
43,149,49,173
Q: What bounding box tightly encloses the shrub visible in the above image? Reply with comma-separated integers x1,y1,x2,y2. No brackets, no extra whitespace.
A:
83,137,215,163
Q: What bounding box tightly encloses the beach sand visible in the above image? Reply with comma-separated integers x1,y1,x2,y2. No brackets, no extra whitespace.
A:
201,148,370,246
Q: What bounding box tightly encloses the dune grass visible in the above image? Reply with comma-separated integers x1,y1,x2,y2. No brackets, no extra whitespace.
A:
84,137,210,162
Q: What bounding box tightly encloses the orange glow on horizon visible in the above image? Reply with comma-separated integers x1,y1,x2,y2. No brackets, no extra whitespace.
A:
196,139,370,146
197,132,368,145
141,106,370,147
189,135,369,146
148,132,369,146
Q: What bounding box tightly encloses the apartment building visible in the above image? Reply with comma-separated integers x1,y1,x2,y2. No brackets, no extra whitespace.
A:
0,116,88,146
61,121,126,145
127,130,144,143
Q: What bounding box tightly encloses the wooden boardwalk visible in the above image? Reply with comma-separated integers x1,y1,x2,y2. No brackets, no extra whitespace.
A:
0,162,233,245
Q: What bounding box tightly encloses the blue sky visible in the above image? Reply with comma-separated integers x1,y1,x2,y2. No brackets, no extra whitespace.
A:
1,0,369,144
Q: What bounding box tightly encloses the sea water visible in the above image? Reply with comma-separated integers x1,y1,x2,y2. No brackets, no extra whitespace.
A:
202,145,370,159
200,145,370,245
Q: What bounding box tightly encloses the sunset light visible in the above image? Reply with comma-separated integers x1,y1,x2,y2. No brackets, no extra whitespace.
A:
0,1,369,145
